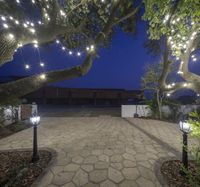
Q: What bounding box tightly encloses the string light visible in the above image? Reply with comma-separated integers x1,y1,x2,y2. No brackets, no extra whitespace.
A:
192,58,197,62
167,93,171,97
1,16,6,21
40,62,45,67
23,23,28,28
8,33,14,39
15,20,19,25
3,23,9,28
40,74,46,80
177,71,183,74
29,28,36,34
25,64,30,69
77,52,81,56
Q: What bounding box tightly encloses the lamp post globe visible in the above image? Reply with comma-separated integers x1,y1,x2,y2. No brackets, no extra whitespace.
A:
30,115,40,162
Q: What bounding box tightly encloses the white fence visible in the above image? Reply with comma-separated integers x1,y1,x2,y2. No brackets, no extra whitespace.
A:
121,105,200,118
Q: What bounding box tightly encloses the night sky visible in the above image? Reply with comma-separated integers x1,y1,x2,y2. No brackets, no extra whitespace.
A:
0,20,199,93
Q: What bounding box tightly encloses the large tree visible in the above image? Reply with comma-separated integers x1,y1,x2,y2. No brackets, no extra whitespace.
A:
0,0,141,102
143,0,200,96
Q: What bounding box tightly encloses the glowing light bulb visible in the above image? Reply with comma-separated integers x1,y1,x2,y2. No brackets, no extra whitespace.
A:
16,0,20,3
25,64,30,69
1,16,6,21
40,74,46,80
15,20,19,25
56,40,60,44
34,44,38,48
40,62,45,67
90,45,95,51
33,40,38,44
60,10,66,16
167,93,171,97
29,28,36,34
23,23,28,28
3,23,9,28
69,51,73,55
77,52,81,56
8,33,14,39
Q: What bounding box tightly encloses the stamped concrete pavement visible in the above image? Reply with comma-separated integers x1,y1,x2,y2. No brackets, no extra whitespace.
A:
0,117,188,187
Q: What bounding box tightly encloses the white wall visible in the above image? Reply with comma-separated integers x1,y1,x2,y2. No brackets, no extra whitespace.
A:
121,105,151,118
121,104,200,118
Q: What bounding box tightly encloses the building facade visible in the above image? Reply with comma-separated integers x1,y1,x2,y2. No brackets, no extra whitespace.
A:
24,87,144,106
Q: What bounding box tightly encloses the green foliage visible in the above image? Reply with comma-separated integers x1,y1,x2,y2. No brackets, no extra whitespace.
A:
186,109,200,186
143,0,200,57
164,98,181,122
189,109,200,138
141,62,163,93
145,98,160,118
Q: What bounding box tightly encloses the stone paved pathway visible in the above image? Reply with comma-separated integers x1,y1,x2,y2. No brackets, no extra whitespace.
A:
0,117,188,187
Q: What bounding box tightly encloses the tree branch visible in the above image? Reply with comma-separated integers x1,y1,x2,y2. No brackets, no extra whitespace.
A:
0,0,122,101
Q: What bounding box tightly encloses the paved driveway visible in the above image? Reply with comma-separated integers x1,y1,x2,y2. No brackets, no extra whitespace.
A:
0,117,185,187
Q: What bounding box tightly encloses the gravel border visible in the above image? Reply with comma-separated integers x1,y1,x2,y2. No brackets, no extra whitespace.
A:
0,147,57,187
155,156,179,186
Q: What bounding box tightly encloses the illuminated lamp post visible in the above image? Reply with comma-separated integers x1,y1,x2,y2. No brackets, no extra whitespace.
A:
179,120,192,173
30,115,40,162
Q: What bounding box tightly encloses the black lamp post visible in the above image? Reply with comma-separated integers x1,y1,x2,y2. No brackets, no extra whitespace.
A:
179,120,192,174
30,115,40,163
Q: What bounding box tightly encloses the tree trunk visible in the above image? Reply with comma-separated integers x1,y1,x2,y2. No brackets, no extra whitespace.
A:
156,89,162,120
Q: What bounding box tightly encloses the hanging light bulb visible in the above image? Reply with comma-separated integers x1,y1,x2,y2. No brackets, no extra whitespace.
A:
40,74,46,80
29,28,36,34
8,33,14,39
25,64,30,69
40,62,45,67
3,23,9,28
167,93,171,97
1,16,6,21
15,20,19,25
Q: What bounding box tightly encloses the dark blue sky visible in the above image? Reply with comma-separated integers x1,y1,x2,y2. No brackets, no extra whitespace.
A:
0,21,199,93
